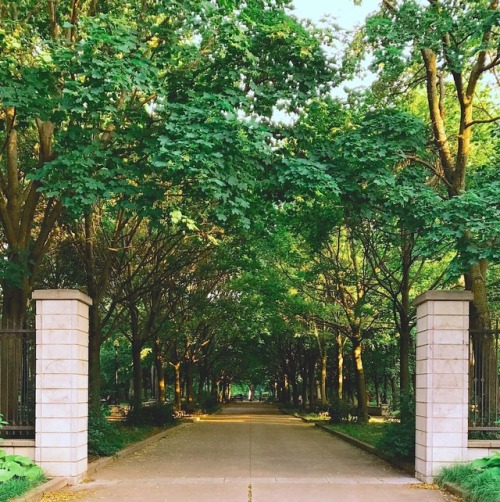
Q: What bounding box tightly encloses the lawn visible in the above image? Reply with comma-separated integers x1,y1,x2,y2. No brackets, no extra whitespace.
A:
323,420,388,447
0,472,46,502
435,453,500,502
89,421,173,459
119,425,167,447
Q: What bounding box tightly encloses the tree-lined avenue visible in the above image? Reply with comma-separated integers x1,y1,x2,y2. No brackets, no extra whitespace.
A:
53,403,453,502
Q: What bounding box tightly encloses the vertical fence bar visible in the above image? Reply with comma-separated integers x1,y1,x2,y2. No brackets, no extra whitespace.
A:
0,330,36,439
468,321,500,433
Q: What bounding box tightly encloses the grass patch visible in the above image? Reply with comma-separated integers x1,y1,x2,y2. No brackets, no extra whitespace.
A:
436,462,500,502
118,425,166,447
281,406,330,422
89,422,170,459
0,472,45,502
301,413,330,421
297,412,330,421
89,403,175,458
324,421,387,447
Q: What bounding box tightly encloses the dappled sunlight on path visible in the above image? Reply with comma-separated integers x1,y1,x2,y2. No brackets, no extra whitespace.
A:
47,402,455,501
200,403,300,425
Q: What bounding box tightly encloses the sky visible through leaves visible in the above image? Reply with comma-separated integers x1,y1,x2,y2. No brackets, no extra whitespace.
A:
291,0,380,28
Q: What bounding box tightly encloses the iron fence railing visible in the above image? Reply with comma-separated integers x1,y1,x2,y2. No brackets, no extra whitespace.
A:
469,321,500,433
0,329,36,439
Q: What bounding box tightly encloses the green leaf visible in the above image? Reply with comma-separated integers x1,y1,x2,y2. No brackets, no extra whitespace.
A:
0,468,15,482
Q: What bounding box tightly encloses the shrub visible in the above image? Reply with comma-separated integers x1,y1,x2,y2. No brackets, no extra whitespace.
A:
126,402,179,426
375,419,415,460
200,396,219,414
139,403,176,426
0,413,46,500
0,413,7,434
88,408,124,457
313,403,330,415
0,450,44,483
375,395,415,460
328,397,352,424
436,453,500,502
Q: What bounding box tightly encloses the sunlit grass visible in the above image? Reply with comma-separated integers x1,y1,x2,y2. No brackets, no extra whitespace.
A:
436,463,500,502
300,413,330,421
324,421,387,447
0,472,46,502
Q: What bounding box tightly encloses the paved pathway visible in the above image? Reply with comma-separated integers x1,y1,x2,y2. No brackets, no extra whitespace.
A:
53,403,454,501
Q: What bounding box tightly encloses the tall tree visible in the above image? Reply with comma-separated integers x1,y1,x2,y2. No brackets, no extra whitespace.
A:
0,0,333,415
364,0,500,326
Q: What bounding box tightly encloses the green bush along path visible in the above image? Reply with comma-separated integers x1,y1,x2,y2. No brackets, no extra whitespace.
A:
51,403,453,502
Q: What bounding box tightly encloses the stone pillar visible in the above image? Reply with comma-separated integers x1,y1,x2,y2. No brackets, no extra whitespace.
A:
414,290,473,483
33,290,92,484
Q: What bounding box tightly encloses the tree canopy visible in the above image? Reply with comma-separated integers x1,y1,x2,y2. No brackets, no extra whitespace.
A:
0,0,498,422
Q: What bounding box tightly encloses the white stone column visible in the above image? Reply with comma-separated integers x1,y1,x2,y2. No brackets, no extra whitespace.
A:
33,289,92,484
414,290,473,483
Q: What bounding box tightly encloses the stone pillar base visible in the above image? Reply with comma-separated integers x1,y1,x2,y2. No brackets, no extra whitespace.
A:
33,290,92,483
414,290,473,483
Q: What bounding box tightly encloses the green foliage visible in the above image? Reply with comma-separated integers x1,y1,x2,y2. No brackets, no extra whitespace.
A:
326,422,387,447
365,1,500,82
375,394,415,460
0,451,43,484
0,415,45,490
469,430,500,441
88,408,124,457
0,471,46,502
0,251,31,288
137,403,176,427
375,418,415,460
200,395,220,414
328,397,353,424
470,453,500,470
436,454,500,502
0,414,6,434
438,173,500,270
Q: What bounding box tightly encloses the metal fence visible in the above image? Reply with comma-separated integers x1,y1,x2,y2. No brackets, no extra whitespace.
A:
469,322,500,432
0,329,36,439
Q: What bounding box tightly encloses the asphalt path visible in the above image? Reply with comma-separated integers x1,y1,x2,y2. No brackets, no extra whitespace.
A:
51,402,455,501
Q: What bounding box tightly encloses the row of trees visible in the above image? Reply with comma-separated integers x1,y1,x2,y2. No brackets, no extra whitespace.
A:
0,0,498,422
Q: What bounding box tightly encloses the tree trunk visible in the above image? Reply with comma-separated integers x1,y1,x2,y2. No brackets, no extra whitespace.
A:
211,377,219,401
467,261,490,328
0,111,61,424
336,335,344,399
373,376,380,406
88,304,102,413
422,40,495,413
129,303,143,419
172,362,182,411
390,375,398,406
308,361,315,410
198,366,208,404
399,228,412,398
85,212,102,414
154,344,166,403
131,340,143,417
290,374,299,407
320,354,327,406
352,337,368,422
185,360,194,412
301,374,307,409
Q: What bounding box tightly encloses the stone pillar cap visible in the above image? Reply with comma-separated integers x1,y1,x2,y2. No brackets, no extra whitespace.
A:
413,290,473,307
32,289,93,306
